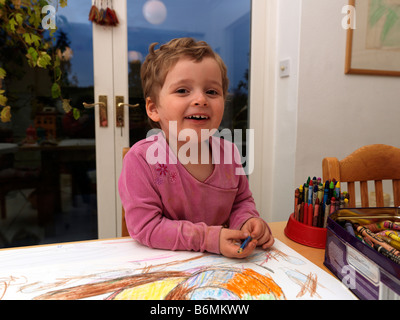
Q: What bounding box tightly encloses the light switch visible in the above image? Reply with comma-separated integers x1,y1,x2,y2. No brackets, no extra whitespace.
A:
279,59,290,78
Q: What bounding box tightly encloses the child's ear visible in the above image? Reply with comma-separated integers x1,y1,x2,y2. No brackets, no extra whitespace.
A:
145,97,160,123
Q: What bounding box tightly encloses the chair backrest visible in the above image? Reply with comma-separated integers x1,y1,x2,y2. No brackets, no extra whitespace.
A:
121,147,130,237
322,144,400,208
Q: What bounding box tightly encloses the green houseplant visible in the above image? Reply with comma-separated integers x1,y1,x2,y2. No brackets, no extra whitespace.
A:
0,0,78,123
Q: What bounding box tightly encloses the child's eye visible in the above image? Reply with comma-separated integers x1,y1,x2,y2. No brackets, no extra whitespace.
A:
175,88,188,94
206,89,219,96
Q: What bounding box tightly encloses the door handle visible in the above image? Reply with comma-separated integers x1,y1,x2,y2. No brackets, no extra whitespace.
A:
82,95,108,127
115,96,139,128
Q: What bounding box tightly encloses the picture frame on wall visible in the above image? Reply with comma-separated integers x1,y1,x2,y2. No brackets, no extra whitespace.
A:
345,0,400,76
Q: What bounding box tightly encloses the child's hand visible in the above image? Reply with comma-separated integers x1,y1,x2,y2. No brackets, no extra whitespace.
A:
219,228,257,258
241,218,274,249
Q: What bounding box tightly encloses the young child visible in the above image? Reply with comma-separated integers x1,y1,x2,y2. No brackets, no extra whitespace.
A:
118,38,273,258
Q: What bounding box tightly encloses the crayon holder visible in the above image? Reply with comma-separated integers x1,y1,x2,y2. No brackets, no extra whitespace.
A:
324,207,400,300
284,213,327,249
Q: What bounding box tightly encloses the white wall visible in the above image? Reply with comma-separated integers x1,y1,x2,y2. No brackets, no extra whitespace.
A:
296,0,400,192
250,0,400,223
268,0,302,222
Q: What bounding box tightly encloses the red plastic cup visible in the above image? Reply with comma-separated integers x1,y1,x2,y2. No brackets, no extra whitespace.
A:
284,213,327,249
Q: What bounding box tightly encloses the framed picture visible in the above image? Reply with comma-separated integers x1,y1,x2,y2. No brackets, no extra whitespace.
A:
345,0,400,76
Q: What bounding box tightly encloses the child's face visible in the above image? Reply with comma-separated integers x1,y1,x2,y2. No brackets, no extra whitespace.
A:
146,57,224,145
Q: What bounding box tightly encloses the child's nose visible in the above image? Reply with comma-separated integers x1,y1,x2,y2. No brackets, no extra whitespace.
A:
193,92,208,106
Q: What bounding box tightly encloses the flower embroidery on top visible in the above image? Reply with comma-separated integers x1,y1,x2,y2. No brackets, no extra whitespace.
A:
156,164,168,176
169,171,177,183
154,164,177,185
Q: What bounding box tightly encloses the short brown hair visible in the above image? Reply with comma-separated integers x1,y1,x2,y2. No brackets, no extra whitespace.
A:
141,37,229,104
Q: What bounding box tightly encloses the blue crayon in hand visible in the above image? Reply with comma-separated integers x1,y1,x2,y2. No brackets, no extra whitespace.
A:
238,236,252,253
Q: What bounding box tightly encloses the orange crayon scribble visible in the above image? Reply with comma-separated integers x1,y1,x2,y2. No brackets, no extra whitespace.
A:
223,268,285,300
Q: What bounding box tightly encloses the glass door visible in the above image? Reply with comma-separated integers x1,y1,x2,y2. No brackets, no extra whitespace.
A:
0,1,98,247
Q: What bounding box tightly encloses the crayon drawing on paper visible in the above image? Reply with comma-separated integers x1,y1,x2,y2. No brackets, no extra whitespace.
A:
0,239,356,300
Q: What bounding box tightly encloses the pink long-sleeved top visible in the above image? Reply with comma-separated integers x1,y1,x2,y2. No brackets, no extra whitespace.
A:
118,132,260,254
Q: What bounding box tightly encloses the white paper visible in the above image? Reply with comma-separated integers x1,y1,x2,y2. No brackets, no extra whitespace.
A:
0,238,356,300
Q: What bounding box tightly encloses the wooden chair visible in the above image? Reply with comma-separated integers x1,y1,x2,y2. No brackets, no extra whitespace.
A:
322,144,400,208
121,147,130,237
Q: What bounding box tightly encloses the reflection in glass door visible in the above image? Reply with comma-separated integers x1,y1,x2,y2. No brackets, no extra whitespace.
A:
0,1,97,248
126,0,251,148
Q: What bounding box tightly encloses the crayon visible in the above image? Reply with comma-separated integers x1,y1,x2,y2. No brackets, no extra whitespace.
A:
363,236,374,248
380,235,400,251
299,202,304,223
304,183,308,207
323,198,331,228
303,203,309,225
329,181,335,199
294,188,300,220
383,220,400,232
312,184,318,206
322,180,329,211
319,205,326,227
335,195,340,212
385,230,400,243
355,234,364,242
355,224,400,256
335,181,340,199
298,185,303,222
307,203,313,226
344,220,355,236
308,180,313,204
362,221,387,233
373,243,400,265
237,236,252,253
298,185,303,211
330,197,336,214
317,184,324,203
313,198,320,227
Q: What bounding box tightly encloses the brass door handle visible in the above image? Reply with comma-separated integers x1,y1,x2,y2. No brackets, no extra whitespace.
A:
115,96,139,128
82,95,108,127
117,103,139,108
82,102,105,108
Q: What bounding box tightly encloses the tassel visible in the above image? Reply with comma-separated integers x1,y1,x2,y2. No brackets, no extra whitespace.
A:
98,7,106,25
88,4,98,22
104,7,112,26
106,7,119,26
89,0,119,26
112,8,119,25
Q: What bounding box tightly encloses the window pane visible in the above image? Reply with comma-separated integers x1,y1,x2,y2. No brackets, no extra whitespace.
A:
127,0,251,146
0,1,97,248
